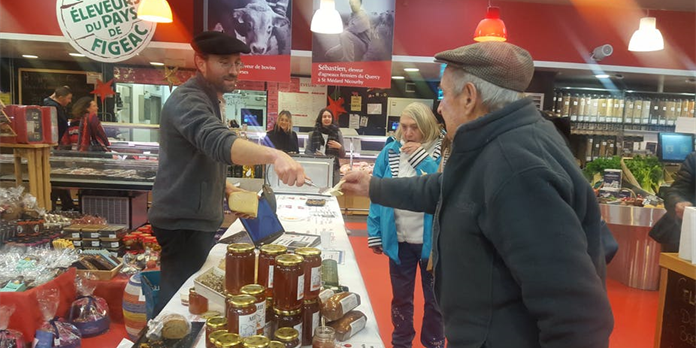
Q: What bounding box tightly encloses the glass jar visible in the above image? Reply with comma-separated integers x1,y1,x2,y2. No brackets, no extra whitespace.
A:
227,295,258,337
295,247,322,300
189,287,209,314
258,244,287,298
312,326,336,348
273,307,302,339
302,299,320,346
206,317,227,348
240,284,266,335
264,298,274,337
274,327,300,348
216,332,242,348
274,254,304,311
226,243,255,295
269,341,285,348
210,330,229,348
242,335,270,348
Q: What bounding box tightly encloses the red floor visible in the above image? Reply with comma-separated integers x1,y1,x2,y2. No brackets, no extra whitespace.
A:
349,236,660,348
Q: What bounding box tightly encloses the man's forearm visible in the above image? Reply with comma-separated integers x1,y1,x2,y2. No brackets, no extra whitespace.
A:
231,139,278,165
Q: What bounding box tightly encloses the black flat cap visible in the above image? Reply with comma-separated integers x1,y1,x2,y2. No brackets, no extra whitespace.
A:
191,31,251,55
435,42,534,92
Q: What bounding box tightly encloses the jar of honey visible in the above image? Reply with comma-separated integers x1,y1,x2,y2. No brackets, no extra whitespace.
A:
274,327,300,348
216,332,242,348
240,284,266,335
264,297,274,337
242,335,270,348
258,244,287,298
189,288,209,314
312,326,336,348
210,330,228,348
302,298,320,346
226,243,255,295
269,341,285,348
273,307,302,339
294,247,322,300
273,254,304,311
206,317,227,348
227,295,258,337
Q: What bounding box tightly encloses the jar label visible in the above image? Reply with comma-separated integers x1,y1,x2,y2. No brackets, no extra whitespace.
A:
268,265,274,289
339,294,359,314
297,274,305,300
255,301,266,331
312,311,320,336
238,313,256,337
348,316,367,337
310,266,321,291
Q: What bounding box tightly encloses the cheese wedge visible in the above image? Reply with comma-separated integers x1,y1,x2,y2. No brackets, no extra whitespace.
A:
228,190,259,218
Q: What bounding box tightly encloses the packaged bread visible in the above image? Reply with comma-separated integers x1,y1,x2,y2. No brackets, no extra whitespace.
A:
320,292,360,321
228,190,259,218
329,311,367,341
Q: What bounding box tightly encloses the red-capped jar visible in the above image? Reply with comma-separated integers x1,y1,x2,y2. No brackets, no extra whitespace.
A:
273,254,304,311
226,243,255,295
294,247,322,300
257,244,287,298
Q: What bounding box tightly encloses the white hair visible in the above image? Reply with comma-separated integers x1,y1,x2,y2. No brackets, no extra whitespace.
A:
448,68,525,112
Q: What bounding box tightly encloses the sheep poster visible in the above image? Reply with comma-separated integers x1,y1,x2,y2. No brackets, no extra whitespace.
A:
311,0,395,88
205,0,293,82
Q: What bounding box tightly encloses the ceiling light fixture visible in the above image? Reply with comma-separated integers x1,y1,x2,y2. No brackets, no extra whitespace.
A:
595,74,610,78
150,62,165,66
404,68,420,72
310,0,343,34
392,76,405,80
22,55,39,59
474,6,507,42
137,0,173,23
69,53,86,57
628,17,664,52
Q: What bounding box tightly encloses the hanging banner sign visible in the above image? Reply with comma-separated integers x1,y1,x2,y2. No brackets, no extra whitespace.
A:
206,0,293,83
56,0,157,63
311,0,395,88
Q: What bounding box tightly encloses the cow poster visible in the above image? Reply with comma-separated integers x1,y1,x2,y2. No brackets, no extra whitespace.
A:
205,0,292,82
311,0,395,88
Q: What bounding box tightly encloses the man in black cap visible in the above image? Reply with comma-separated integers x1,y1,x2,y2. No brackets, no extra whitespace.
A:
342,41,613,348
149,31,307,314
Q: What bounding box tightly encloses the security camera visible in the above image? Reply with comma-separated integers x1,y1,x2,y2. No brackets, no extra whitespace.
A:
591,44,614,61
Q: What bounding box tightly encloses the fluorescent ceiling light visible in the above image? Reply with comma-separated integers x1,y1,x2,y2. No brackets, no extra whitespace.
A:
150,62,165,66
404,68,420,72
392,76,405,80
69,53,86,57
595,74,610,78
22,55,38,59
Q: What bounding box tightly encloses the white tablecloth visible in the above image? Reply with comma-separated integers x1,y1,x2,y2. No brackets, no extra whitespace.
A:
157,194,384,348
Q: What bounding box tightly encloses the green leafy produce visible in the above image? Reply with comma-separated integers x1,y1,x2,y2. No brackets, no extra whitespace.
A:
624,155,664,194
583,156,622,182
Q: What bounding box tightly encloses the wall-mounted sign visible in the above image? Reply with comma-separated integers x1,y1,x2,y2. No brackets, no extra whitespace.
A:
56,0,157,63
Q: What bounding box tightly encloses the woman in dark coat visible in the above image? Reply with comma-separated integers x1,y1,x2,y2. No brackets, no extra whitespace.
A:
265,110,299,153
305,108,345,184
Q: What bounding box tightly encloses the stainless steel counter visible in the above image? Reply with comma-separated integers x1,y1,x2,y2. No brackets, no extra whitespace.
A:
599,203,666,227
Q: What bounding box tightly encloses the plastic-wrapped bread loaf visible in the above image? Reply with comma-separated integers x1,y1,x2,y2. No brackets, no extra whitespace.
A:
329,311,367,341
320,292,360,321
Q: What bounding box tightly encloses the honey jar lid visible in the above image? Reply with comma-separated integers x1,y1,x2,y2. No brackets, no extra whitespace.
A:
272,307,302,316
218,333,242,348
295,247,321,257
228,294,256,307
275,254,303,266
274,327,299,341
260,244,287,255
242,335,270,348
303,297,318,305
209,330,228,345
206,316,227,329
240,284,265,296
268,341,285,348
227,243,254,253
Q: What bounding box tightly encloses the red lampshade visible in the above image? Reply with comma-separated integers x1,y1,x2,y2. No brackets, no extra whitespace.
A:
474,6,507,42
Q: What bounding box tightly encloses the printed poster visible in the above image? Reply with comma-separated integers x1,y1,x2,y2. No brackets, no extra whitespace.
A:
206,0,293,82
311,0,395,88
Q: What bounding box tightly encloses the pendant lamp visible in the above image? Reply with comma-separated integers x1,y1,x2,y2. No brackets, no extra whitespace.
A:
628,17,664,52
473,6,507,42
311,0,343,34
137,0,173,23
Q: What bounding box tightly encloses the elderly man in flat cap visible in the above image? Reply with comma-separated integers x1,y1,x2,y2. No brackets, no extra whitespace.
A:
342,41,614,348
149,31,306,315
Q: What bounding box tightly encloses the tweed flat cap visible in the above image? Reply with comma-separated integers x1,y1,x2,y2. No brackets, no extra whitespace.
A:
435,42,534,92
191,31,251,55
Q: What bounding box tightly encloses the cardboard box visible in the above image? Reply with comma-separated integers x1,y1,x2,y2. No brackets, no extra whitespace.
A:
77,263,122,281
82,238,101,248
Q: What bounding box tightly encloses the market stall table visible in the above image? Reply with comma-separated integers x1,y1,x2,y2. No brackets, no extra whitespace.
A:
158,194,384,347
0,143,53,209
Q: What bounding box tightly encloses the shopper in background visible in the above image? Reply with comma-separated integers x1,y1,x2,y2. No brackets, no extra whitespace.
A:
341,41,613,348
264,110,299,153
149,31,306,316
653,151,696,251
305,108,345,184
44,86,75,211
72,96,110,152
368,102,445,348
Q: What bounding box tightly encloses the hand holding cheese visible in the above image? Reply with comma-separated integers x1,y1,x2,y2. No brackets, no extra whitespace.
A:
228,190,259,218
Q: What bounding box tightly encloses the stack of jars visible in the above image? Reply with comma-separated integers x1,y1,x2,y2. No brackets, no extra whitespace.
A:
222,243,328,346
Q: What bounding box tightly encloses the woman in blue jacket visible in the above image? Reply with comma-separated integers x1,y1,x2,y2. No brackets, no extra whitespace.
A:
368,102,445,348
